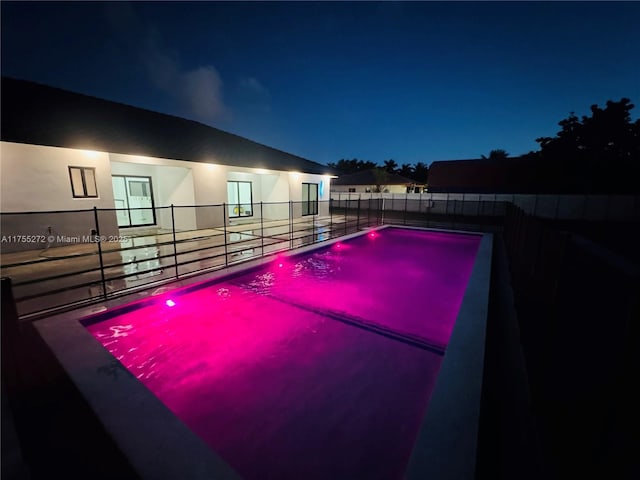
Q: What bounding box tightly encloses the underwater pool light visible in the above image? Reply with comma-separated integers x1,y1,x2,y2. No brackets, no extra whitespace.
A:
165,299,176,307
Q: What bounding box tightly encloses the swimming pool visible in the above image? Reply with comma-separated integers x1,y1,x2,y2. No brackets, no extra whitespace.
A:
80,227,481,479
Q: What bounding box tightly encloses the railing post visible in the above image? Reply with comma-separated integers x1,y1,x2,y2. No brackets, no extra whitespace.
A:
171,204,179,279
403,194,408,225
222,203,229,266
368,197,371,227
357,197,361,230
329,198,333,238
260,202,264,257
289,200,293,249
93,206,108,300
1,277,21,393
344,199,348,235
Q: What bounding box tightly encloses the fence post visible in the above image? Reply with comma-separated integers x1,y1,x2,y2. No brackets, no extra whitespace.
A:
260,202,264,257
357,197,361,229
93,207,108,300
403,194,408,225
368,197,371,227
312,209,316,244
171,204,179,279
222,203,229,267
1,277,21,392
329,198,333,238
289,200,294,249
344,198,348,234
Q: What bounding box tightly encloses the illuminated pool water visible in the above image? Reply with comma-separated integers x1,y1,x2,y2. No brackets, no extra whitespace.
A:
85,227,481,479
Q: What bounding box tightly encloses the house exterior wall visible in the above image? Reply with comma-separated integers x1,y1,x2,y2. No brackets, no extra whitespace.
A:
1,142,116,212
0,141,120,250
1,141,332,251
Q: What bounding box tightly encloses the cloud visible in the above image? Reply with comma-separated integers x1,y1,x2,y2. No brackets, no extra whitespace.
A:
104,3,227,122
238,76,271,112
180,66,225,120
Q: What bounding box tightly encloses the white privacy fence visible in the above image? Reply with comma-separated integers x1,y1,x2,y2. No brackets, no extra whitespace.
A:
330,192,640,222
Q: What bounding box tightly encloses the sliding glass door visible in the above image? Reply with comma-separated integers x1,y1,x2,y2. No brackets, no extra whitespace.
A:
227,181,253,218
302,182,318,215
112,175,156,227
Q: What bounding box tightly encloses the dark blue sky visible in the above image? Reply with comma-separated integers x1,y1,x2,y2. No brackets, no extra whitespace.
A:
2,1,639,166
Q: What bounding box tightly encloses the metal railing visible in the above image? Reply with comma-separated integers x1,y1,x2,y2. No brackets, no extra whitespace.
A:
3,193,636,319
0,199,381,318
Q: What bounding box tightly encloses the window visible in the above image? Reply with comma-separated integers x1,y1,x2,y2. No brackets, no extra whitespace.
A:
348,188,356,193
69,166,98,198
112,175,156,227
302,182,318,216
227,181,253,218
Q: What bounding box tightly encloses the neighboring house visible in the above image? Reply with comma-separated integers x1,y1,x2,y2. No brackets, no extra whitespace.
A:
331,169,425,194
1,77,333,244
428,157,544,193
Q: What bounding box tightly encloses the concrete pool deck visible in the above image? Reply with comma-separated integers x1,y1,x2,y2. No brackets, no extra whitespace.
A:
23,227,493,479
1,215,355,317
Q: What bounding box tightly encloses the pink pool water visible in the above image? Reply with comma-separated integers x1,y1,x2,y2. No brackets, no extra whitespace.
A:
85,228,481,479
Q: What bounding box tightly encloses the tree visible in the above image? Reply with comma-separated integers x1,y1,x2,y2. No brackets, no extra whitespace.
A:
383,159,398,173
398,163,415,179
413,162,429,184
327,158,377,174
535,98,640,192
481,149,509,160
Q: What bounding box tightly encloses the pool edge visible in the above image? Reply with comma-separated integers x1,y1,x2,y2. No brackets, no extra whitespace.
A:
30,227,491,480
405,232,493,479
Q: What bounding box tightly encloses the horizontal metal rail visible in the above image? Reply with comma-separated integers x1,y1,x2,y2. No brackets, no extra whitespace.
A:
1,196,514,318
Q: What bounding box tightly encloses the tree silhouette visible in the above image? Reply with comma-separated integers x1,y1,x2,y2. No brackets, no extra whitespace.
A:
535,98,640,192
383,159,398,173
413,162,429,183
327,158,377,174
398,163,415,178
481,149,509,160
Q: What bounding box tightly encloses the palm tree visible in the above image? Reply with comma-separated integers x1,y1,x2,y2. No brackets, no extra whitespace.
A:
481,149,509,160
413,162,428,183
383,159,398,173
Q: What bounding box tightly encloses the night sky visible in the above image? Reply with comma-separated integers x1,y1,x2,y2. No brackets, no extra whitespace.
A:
2,1,639,166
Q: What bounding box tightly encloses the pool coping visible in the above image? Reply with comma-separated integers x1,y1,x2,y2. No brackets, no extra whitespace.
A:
406,231,493,479
32,226,491,480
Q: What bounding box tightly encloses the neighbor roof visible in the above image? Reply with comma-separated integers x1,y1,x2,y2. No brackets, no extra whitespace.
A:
428,157,543,193
1,77,332,175
331,169,420,186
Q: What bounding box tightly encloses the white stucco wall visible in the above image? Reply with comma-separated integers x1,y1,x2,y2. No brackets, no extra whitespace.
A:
1,142,115,211
1,141,333,240
0,142,120,250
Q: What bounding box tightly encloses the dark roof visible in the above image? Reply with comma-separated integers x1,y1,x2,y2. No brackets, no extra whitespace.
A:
1,77,332,175
332,169,419,186
428,157,544,193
